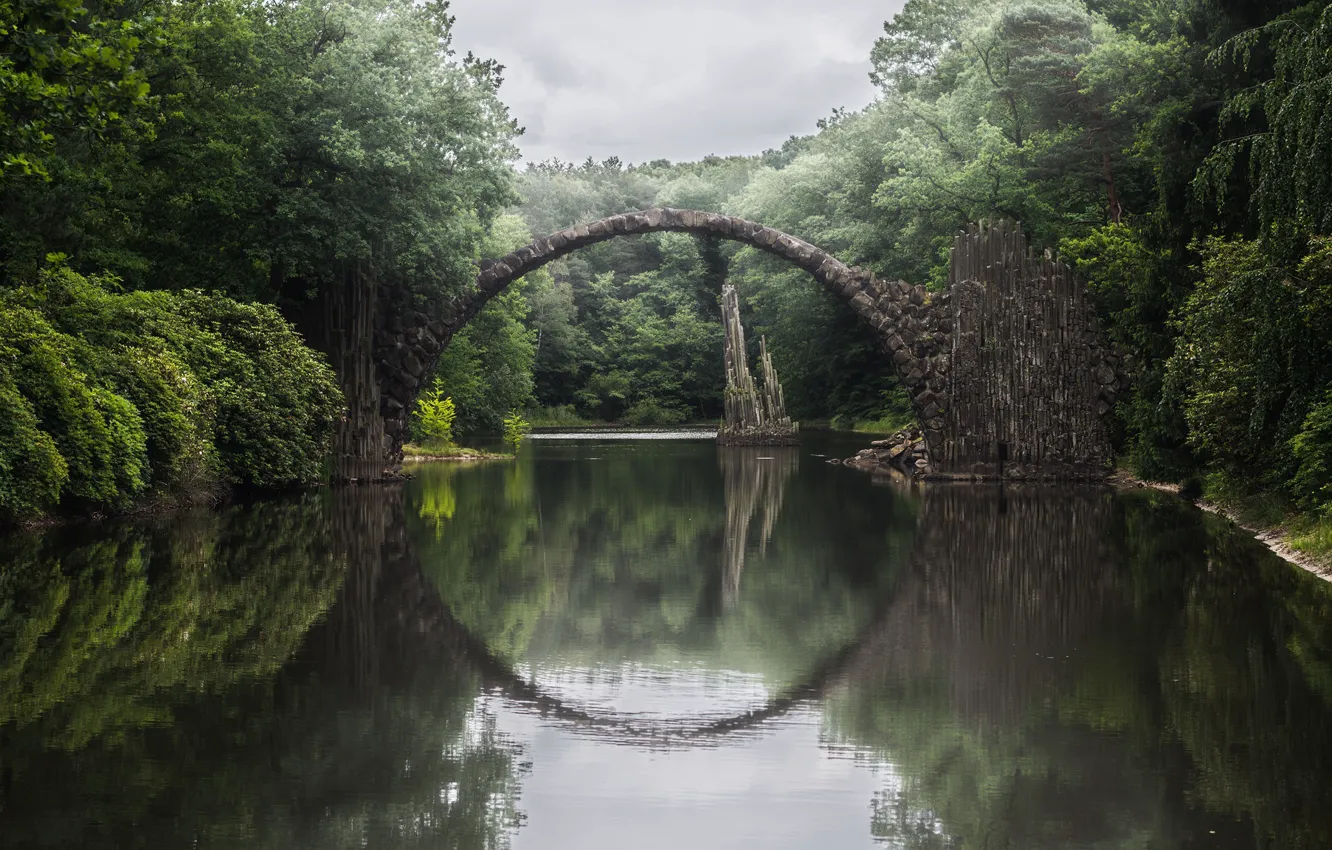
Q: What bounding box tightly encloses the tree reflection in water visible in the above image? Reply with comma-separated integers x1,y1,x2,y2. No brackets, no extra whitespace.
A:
824,485,1332,850
0,488,525,850
4,451,1332,850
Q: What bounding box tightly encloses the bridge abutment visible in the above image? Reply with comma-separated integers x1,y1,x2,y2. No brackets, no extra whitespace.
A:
927,222,1122,479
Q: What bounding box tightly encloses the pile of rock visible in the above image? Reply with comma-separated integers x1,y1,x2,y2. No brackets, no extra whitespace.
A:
837,425,931,476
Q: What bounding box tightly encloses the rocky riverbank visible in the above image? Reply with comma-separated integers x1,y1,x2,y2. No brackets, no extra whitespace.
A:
835,424,1108,482
833,426,931,475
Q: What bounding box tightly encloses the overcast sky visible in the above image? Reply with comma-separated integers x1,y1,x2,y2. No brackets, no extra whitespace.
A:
447,0,904,166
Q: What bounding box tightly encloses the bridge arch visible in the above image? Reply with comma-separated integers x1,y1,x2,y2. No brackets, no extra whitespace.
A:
377,208,944,455
373,214,1122,480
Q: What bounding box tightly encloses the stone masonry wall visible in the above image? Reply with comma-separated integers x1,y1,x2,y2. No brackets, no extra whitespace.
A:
934,222,1121,479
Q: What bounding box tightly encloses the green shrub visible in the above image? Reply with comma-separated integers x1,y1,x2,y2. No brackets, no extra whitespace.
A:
8,270,221,497
413,387,457,446
112,345,220,497
525,405,592,428
502,411,531,448
1,304,147,509
0,267,344,523
1292,392,1332,512
623,398,687,427
1166,236,1332,493
0,375,67,519
157,292,343,488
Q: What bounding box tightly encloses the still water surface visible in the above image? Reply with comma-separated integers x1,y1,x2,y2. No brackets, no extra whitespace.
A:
3,432,1332,849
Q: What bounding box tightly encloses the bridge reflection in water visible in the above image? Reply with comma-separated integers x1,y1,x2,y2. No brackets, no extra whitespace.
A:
5,464,1332,849
318,474,1332,848
332,482,1120,744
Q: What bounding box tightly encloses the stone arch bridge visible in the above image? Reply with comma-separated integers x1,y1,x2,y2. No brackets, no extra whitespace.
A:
362,209,1124,480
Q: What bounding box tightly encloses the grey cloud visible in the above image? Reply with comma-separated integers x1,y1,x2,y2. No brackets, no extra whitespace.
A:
448,0,905,164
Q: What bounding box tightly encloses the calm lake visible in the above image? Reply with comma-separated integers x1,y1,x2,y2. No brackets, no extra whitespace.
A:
3,431,1332,849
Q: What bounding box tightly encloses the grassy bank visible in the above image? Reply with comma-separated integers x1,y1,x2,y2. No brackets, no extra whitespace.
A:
525,406,600,428
804,413,915,435
402,442,509,461
1197,474,1332,570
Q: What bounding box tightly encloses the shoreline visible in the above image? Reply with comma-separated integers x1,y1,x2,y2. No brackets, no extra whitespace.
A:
401,453,509,463
1110,472,1332,583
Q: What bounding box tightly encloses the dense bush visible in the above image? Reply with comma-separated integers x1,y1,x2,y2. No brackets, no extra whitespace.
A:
1164,237,1332,509
157,291,344,487
0,268,344,524
623,398,688,427
0,375,66,517
0,301,147,511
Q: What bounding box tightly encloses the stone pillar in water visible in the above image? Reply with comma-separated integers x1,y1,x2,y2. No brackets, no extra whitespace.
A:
718,284,798,446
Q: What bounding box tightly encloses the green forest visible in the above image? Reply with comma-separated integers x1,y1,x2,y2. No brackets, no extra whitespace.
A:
5,0,1332,530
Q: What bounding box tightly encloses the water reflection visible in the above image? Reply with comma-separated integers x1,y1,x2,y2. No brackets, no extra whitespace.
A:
0,497,343,750
3,438,1332,850
720,447,798,609
0,490,525,850
826,485,1332,849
